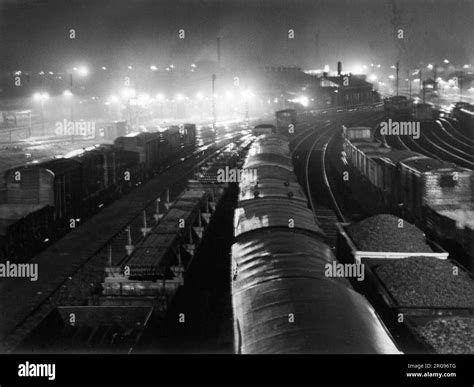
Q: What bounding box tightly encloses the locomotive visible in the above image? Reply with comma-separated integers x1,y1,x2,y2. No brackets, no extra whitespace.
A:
0,124,196,261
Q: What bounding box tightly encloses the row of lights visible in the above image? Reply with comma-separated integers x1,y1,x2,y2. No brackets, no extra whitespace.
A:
17,63,198,76
107,88,256,105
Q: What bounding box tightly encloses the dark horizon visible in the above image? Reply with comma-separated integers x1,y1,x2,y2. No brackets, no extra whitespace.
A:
1,0,473,73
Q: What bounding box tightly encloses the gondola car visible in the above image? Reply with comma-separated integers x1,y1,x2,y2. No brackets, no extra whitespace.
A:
231,133,401,354
340,126,474,266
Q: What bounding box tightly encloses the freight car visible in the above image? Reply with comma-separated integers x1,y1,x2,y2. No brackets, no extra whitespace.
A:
413,103,435,120
383,96,413,118
231,133,401,354
252,124,276,136
275,109,297,135
96,120,128,141
341,126,473,267
0,124,197,262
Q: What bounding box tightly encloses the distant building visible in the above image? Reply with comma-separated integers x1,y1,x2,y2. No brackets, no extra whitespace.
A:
316,73,378,106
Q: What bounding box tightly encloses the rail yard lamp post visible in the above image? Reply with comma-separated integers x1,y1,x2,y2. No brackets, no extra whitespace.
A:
69,66,89,143
33,92,49,136
212,74,217,132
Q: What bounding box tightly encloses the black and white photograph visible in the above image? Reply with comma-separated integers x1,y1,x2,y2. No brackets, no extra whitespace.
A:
0,0,473,385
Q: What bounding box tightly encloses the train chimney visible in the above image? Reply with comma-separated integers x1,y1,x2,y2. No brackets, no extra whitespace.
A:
337,61,342,76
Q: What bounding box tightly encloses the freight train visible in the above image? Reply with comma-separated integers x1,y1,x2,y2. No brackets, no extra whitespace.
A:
231,133,401,354
0,124,197,261
341,126,473,266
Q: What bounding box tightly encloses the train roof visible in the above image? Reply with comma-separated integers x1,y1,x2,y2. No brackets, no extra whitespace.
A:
234,198,322,238
233,277,401,353
247,144,290,158
232,231,343,287
232,231,401,353
239,165,299,184
238,181,308,203
243,154,293,171
6,157,81,177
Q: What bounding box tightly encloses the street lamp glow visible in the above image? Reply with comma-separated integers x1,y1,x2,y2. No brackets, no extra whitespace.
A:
427,64,433,70
63,90,73,97
109,95,119,103
156,93,165,101
138,93,150,105
150,65,158,71
196,92,204,100
128,65,133,70
443,59,449,64
176,93,185,102
463,64,471,69
390,65,396,69
170,64,175,69
121,87,136,98
368,74,377,82
49,71,54,75
388,74,395,80
191,63,197,68
33,92,49,101
75,66,89,76
299,96,309,107
376,64,381,68
101,66,107,70
323,64,330,72
241,90,254,99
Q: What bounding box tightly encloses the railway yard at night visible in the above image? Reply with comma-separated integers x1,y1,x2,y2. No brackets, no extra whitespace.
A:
1,0,473,385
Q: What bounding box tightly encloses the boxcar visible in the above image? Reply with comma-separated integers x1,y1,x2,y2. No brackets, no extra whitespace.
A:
383,96,413,118
275,109,297,135
5,158,82,222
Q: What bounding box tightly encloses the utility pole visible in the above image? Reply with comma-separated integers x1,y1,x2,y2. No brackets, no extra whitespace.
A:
396,61,400,96
217,37,221,68
407,69,411,99
70,73,75,143
459,70,463,101
212,74,216,131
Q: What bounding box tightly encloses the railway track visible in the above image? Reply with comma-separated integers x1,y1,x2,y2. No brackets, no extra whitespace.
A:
292,109,385,246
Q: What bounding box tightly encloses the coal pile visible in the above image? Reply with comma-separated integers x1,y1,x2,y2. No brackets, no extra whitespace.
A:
415,317,474,354
375,257,474,308
347,214,432,252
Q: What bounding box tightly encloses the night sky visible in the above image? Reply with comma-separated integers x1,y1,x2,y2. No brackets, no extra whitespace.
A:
0,0,473,73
